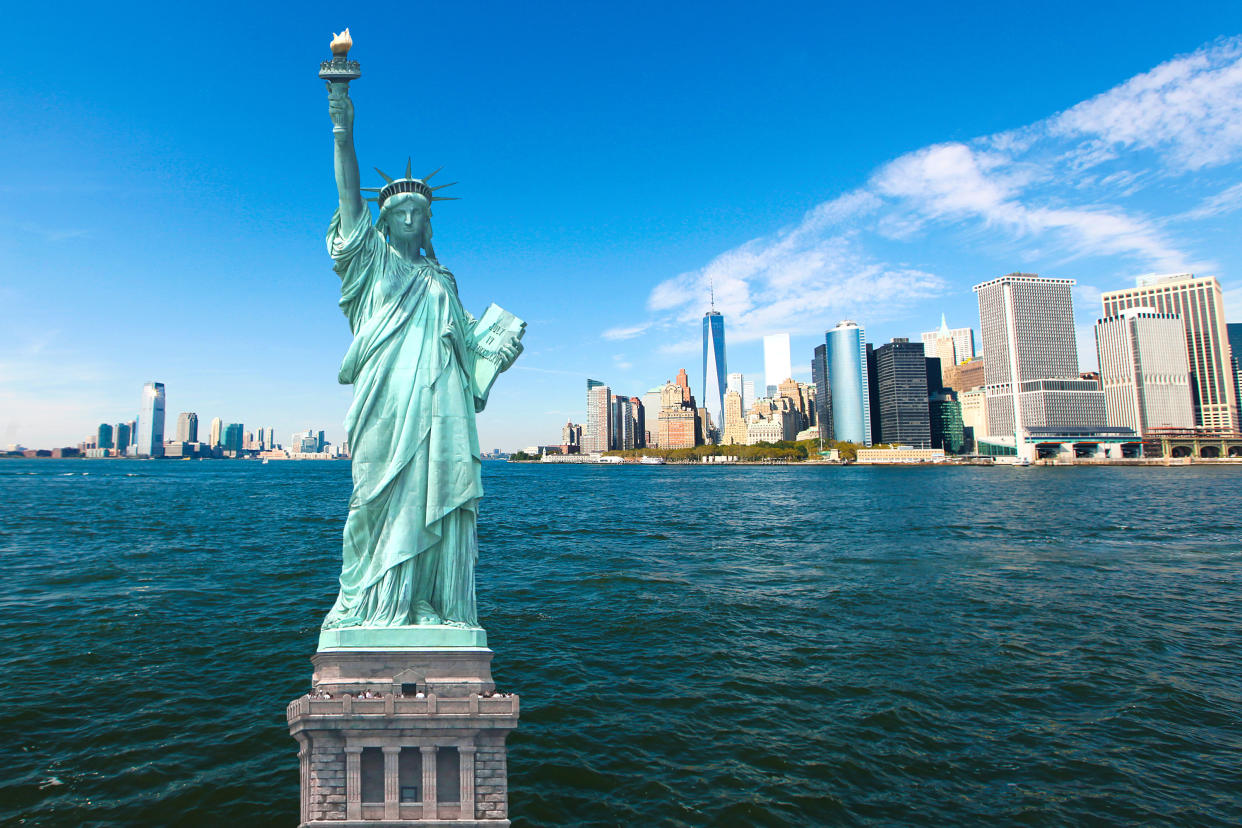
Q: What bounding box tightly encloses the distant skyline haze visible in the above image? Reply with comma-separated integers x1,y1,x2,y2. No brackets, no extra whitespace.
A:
3,2,1242,449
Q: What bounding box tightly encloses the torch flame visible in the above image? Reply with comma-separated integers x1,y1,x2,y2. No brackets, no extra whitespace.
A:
330,29,353,56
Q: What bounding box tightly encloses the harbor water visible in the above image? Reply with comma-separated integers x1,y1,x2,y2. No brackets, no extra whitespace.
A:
1,459,1240,826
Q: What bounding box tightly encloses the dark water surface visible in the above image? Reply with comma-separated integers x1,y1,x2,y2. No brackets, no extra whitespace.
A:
1,459,1240,826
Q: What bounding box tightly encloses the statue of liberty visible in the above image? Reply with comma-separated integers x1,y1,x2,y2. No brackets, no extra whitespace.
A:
320,32,523,634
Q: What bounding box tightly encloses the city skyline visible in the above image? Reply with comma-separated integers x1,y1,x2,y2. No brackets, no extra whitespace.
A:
5,7,1242,450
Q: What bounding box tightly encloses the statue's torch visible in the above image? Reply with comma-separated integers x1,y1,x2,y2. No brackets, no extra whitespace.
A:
320,30,360,137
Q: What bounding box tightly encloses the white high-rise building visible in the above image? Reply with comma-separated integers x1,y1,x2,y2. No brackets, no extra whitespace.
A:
584,379,612,453
137,382,166,458
210,417,223,448
921,315,976,365
1101,274,1238,431
974,273,1108,459
1095,309,1194,434
763,333,791,398
726,372,744,396
742,379,756,411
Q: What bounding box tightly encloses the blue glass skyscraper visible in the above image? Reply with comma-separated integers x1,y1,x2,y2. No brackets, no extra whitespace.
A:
702,309,727,440
826,321,872,445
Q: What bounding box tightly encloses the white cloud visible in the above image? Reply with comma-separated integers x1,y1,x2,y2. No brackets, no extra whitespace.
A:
1050,38,1242,171
601,322,650,341
1181,182,1242,220
632,36,1242,357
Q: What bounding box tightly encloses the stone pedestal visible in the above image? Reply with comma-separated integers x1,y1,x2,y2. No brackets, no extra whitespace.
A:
288,628,518,826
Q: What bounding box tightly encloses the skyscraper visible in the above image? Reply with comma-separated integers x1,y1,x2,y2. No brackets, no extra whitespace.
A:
611,395,634,450
223,423,245,454
114,422,132,454
702,309,727,443
176,411,199,443
921,315,976,365
726,372,744,397
1101,274,1238,431
210,417,223,448
825,321,871,445
96,423,114,451
584,379,612,453
811,344,833,441
137,382,166,457
762,333,791,398
874,338,931,445
641,387,663,447
1095,309,1194,434
974,273,1107,457
1229,323,1242,428
722,389,746,445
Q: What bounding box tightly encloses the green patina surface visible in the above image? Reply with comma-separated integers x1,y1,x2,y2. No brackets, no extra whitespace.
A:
318,56,522,650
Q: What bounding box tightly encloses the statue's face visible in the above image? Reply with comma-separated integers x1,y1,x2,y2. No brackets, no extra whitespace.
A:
384,195,429,248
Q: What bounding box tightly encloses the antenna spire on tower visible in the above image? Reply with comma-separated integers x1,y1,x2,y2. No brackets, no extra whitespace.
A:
709,277,716,311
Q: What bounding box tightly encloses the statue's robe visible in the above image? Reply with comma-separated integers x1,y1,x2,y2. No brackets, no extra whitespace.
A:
322,210,482,628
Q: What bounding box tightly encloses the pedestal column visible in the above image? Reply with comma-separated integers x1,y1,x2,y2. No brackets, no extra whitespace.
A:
383,745,401,819
345,746,363,820
460,745,477,817
420,745,438,820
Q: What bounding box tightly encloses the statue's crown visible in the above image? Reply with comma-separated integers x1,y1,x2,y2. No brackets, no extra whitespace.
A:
363,159,458,209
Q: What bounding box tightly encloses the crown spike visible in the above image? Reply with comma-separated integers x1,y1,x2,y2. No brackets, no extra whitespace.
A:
374,167,395,184
429,182,457,191
431,196,459,201
423,166,443,182
405,157,412,179
365,196,380,202
360,187,383,192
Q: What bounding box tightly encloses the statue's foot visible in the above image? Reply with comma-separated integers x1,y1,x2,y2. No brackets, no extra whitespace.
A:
414,600,443,625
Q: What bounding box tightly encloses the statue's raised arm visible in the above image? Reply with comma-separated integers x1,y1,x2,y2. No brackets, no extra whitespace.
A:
328,81,365,237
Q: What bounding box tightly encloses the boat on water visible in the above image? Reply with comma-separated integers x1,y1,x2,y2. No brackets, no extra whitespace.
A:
639,456,666,465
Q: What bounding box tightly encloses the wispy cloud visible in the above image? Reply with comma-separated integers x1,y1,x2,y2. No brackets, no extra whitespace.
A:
601,322,650,341
637,37,1242,345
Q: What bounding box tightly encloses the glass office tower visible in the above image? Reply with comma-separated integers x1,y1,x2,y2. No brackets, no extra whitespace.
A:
702,310,727,440
825,321,871,445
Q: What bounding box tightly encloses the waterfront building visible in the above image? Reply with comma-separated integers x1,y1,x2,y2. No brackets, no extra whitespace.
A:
763,333,792,398
777,377,803,425
96,423,114,451
825,321,872,445
974,273,1118,459
1094,309,1194,434
137,381,166,458
1101,274,1238,431
873,338,931,446
175,411,198,443
942,357,985,392
921,315,976,366
856,447,946,463
561,421,583,449
1230,323,1242,425
584,379,612,453
658,405,697,449
629,396,645,449
114,422,132,454
811,344,834,441
742,379,756,411
641,388,663,447
674,368,695,407
929,392,965,453
611,395,635,450
959,388,988,451
702,309,727,441
209,417,223,448
222,423,244,455
722,389,747,445
801,383,817,428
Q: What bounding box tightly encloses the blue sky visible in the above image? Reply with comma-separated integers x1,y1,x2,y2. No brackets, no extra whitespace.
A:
3,2,1242,450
